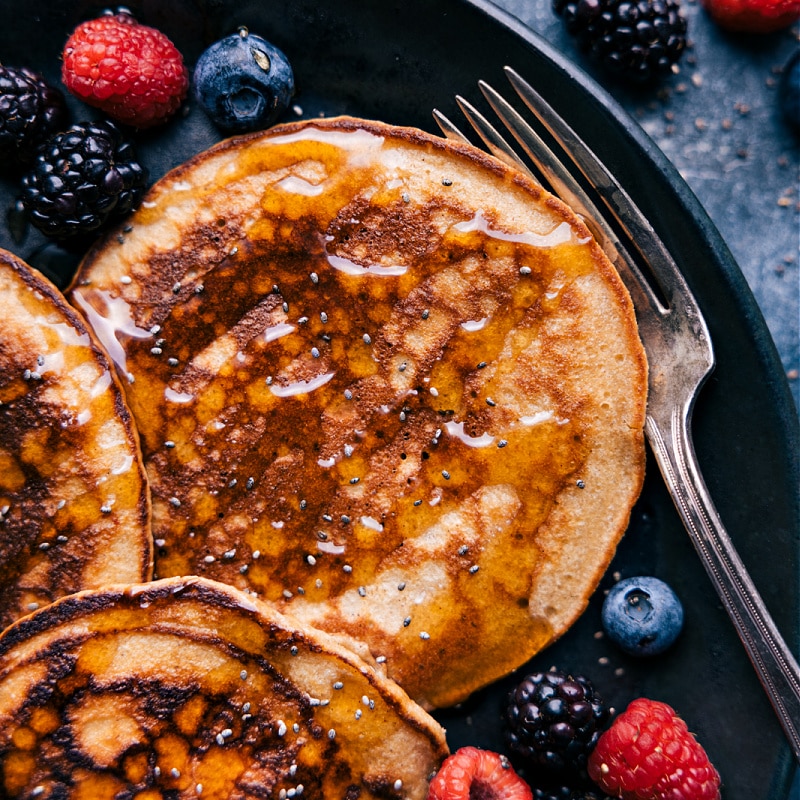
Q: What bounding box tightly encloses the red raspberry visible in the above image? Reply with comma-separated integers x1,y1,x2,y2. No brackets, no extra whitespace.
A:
700,0,800,32
587,698,721,800
427,747,533,800
61,12,188,128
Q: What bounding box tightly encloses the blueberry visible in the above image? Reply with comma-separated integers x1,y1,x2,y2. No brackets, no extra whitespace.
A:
780,49,800,133
601,576,683,656
193,27,294,134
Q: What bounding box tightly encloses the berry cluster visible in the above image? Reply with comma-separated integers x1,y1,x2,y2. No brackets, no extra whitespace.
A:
427,691,721,800
1,9,183,239
2,10,294,241
425,658,720,800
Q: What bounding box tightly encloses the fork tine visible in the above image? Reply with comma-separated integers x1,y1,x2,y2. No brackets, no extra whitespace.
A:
431,107,471,144
452,97,541,184
433,104,539,185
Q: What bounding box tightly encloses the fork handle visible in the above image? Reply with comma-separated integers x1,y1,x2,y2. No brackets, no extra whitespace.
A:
647,408,800,762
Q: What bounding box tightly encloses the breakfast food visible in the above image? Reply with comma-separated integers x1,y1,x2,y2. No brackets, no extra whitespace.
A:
601,576,684,657
0,66,68,169
0,248,152,632
20,120,148,238
427,747,533,800
552,0,688,83
68,116,648,709
193,27,295,133
0,575,448,799
61,10,189,128
588,698,721,800
503,669,608,775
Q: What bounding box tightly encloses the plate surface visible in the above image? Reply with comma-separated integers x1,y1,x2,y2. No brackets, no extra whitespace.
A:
0,1,798,798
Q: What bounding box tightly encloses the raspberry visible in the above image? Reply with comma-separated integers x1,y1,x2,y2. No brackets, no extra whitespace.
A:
427,747,533,800
700,0,800,31
61,11,188,128
587,698,721,800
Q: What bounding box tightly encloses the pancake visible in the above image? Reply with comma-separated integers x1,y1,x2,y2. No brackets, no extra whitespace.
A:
0,248,152,632
0,575,448,800
68,116,648,709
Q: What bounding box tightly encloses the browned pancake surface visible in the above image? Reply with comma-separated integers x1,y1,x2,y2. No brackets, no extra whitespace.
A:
69,117,647,708
0,576,448,800
0,249,152,631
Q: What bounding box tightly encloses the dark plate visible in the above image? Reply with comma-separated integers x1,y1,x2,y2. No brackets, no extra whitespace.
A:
1,1,798,797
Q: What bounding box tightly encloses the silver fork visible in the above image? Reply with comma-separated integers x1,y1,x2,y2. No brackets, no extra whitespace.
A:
434,65,800,760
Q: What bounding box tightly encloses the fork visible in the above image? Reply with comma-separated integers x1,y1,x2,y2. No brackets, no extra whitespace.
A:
433,65,800,761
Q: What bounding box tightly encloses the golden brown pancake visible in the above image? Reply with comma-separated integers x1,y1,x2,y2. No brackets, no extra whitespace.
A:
69,117,647,708
0,575,448,800
0,249,152,631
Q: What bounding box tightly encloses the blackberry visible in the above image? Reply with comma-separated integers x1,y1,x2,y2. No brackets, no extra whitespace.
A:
0,66,68,168
504,669,608,774
20,120,147,239
553,0,688,83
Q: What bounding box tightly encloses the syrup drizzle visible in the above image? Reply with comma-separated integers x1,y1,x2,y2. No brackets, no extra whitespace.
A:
70,124,609,698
